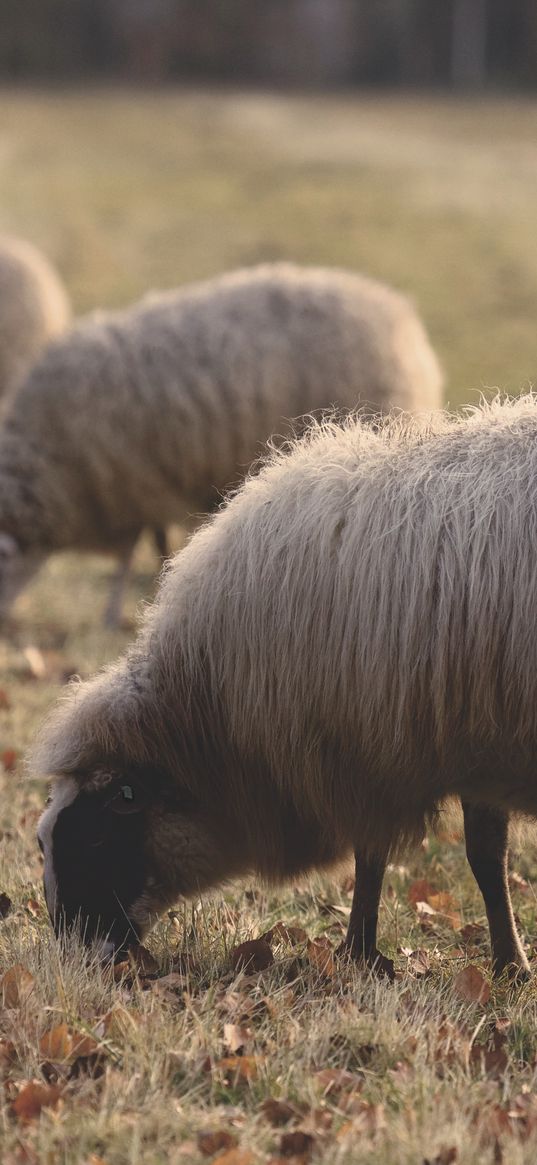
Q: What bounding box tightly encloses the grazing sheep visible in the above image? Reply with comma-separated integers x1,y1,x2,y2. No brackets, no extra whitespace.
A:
35,394,537,980
0,236,71,404
0,263,442,626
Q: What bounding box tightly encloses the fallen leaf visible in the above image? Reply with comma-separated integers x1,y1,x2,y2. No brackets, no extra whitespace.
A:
1,966,35,1007
198,1130,238,1156
0,891,13,918
231,940,274,973
314,1068,364,1096
453,965,490,1004
1,749,17,773
11,1081,62,1123
0,1037,17,1065
408,879,435,906
100,1005,142,1041
406,949,431,977
39,1024,72,1061
280,1131,315,1158
0,688,10,709
460,923,487,944
216,1055,261,1082
260,1098,298,1126
261,922,308,946
306,938,336,978
223,1023,250,1054
24,899,40,919
423,1149,459,1165
211,1152,254,1165
128,943,159,975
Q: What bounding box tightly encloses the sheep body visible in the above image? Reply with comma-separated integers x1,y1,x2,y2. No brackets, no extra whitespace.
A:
34,396,537,974
0,263,442,617
0,237,71,404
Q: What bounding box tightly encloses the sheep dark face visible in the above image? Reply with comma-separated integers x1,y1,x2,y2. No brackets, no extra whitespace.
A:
37,769,226,958
0,533,44,617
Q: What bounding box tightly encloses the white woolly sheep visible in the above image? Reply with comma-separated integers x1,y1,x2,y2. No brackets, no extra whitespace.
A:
0,236,71,405
0,262,442,626
35,394,537,980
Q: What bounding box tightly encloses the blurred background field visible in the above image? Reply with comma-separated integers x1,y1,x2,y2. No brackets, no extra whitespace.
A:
3,87,537,407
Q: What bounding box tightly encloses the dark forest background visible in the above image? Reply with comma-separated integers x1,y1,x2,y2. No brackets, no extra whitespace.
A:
0,1,534,90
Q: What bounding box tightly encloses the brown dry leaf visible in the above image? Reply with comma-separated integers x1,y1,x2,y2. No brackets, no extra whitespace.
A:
470,1042,508,1079
427,892,461,930
0,1037,17,1066
336,1101,386,1138
86,1157,109,1165
11,1080,62,1123
262,922,308,946
406,949,431,977
0,687,11,709
314,1068,364,1096
101,1005,142,1041
423,1150,458,1165
460,923,487,944
1,966,35,1007
39,1024,72,1062
306,938,336,978
260,1098,298,1126
71,1032,100,1059
211,1152,254,1165
231,939,274,973
453,965,490,1004
280,1131,315,1158
24,899,40,919
408,879,435,906
0,891,13,918
128,943,159,975
216,1055,261,1082
198,1130,238,1156
1,749,17,773
223,1023,250,1054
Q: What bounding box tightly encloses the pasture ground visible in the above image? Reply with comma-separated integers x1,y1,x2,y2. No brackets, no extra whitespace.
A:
1,89,537,1163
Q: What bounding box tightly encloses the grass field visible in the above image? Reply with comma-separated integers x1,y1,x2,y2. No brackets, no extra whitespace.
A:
2,88,537,1164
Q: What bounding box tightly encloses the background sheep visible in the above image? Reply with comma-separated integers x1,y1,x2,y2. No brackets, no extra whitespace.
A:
35,394,536,979
0,236,71,406
0,262,442,627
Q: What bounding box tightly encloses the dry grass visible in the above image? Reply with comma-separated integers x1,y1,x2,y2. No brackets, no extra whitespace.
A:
2,89,537,1163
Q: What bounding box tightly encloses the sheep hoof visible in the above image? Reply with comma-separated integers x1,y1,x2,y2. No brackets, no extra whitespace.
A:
335,942,395,981
494,959,531,984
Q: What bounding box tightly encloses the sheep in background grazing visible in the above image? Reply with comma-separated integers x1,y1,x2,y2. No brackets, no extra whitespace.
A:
0,262,442,626
35,395,536,980
0,236,71,405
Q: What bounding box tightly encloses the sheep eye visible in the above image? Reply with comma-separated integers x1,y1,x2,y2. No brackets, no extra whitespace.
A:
120,784,134,802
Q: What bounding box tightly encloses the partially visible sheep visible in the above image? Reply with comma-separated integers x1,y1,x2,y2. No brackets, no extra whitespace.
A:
0,263,442,625
0,237,71,404
35,395,537,979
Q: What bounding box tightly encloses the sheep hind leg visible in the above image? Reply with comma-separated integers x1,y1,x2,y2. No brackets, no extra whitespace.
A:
463,801,530,980
103,536,139,630
337,847,394,980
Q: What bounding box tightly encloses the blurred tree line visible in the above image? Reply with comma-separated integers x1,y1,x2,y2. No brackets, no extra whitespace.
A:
0,0,535,89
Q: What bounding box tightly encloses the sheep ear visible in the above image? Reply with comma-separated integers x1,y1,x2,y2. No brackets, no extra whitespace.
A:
108,779,150,816
0,533,18,559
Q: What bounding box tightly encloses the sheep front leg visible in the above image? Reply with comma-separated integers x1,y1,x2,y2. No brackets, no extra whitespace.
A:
103,536,139,630
463,801,530,979
338,847,394,979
